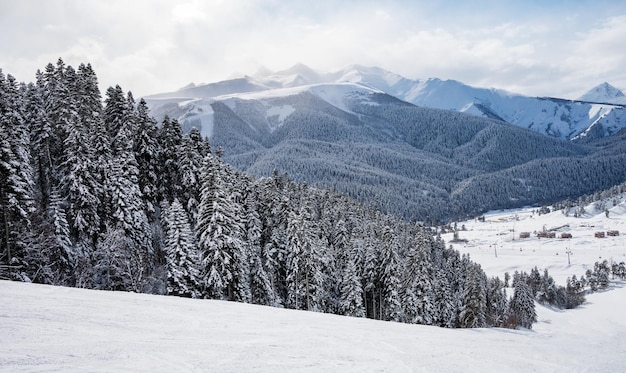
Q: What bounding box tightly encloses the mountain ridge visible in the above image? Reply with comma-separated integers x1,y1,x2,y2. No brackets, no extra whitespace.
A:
145,64,626,142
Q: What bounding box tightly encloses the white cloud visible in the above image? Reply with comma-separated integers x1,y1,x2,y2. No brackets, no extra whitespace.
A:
563,15,626,95
1,0,625,98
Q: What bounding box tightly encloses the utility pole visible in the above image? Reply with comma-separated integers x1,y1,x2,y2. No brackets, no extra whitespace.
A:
566,247,572,266
490,242,498,258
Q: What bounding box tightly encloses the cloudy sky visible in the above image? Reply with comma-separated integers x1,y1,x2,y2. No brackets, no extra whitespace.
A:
2,0,625,98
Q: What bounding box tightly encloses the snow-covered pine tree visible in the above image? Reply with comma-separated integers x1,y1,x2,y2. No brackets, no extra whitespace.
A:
340,255,365,317
92,225,138,291
327,216,351,314
459,262,488,328
401,244,435,325
485,276,507,327
163,199,201,298
360,220,382,319
285,199,326,311
157,116,183,203
44,58,72,172
258,173,290,306
432,269,456,327
58,73,101,244
403,226,437,324
564,275,585,309
196,154,249,301
103,85,128,143
537,269,558,305
179,127,207,223
0,71,37,281
594,260,610,290
508,280,537,329
133,98,160,219
101,86,153,290
379,225,402,322
243,180,275,305
25,72,54,211
38,189,75,285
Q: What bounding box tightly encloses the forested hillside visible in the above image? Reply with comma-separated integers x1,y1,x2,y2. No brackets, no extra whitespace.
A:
0,60,540,328
152,89,626,222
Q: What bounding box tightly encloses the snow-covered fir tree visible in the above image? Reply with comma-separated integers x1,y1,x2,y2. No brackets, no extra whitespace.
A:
157,116,184,203
0,70,36,281
340,256,365,317
459,261,488,328
196,154,249,301
508,280,537,329
243,181,275,305
378,225,402,322
286,198,326,311
164,199,201,298
133,98,160,219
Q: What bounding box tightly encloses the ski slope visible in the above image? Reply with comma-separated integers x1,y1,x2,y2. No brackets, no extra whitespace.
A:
2,203,626,371
1,279,625,372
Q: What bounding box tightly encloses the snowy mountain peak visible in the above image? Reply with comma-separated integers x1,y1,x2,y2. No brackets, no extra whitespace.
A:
252,66,273,79
267,63,322,86
578,82,625,103
178,82,196,90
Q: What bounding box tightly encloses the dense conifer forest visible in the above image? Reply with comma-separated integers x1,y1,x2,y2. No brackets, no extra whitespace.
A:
1,60,594,329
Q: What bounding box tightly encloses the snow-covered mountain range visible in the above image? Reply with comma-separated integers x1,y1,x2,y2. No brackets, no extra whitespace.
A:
145,64,626,142
141,66,626,221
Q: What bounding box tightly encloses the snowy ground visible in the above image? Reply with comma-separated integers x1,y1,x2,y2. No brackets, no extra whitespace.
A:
2,203,626,372
445,202,626,285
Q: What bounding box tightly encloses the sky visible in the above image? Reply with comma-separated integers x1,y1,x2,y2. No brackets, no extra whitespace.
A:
1,0,626,99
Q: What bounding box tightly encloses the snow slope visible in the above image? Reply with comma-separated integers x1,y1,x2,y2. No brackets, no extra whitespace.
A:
2,202,626,371
149,82,383,136
1,279,625,372
446,202,626,285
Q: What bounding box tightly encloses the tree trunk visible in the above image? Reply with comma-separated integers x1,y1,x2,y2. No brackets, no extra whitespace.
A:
1,191,11,278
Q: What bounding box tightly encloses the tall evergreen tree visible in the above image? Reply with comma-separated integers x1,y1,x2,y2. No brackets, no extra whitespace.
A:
286,200,326,311
340,256,365,317
243,182,275,305
379,225,402,322
25,72,54,211
133,98,160,218
196,154,249,301
0,71,36,280
508,280,537,329
402,243,435,325
459,263,488,328
157,116,183,203
163,199,200,298
485,276,508,327
37,190,75,285
259,173,290,306
179,127,207,222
